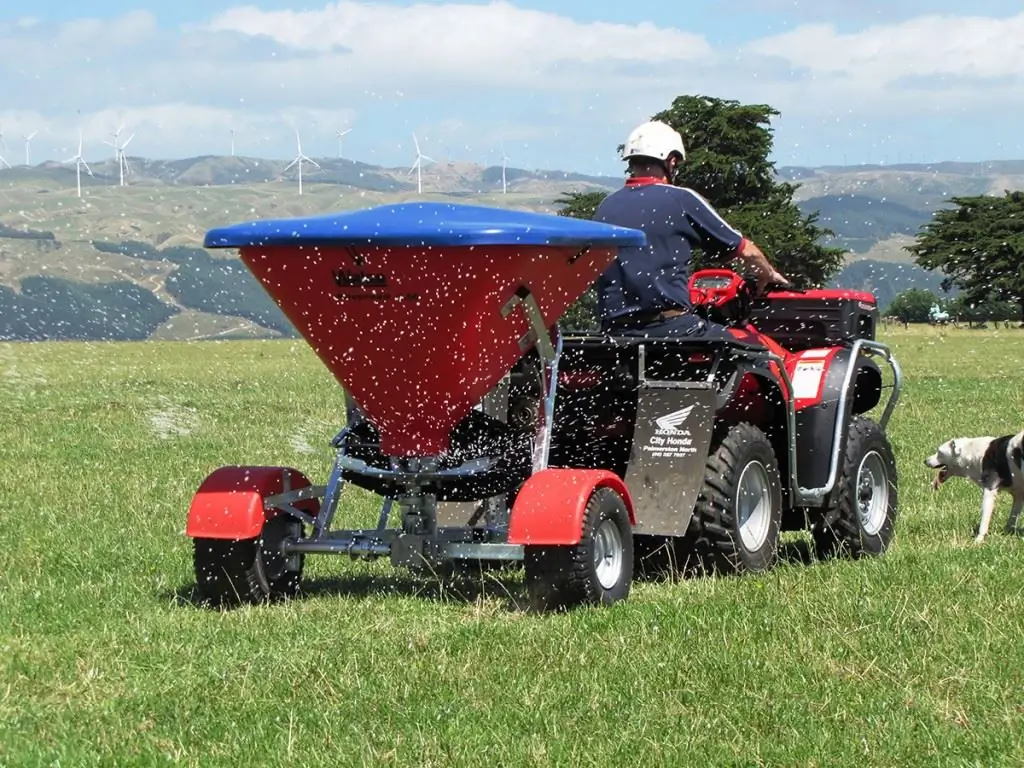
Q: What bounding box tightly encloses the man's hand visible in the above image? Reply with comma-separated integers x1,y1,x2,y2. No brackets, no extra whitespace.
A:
734,238,789,294
756,265,790,294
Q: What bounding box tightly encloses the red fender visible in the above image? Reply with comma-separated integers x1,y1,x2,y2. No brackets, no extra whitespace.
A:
507,468,635,546
185,466,320,540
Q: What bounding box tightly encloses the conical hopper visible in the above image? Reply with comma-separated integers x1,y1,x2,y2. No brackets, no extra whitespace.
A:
204,202,645,456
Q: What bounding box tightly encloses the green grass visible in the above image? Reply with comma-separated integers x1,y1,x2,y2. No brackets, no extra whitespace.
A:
2,325,1024,766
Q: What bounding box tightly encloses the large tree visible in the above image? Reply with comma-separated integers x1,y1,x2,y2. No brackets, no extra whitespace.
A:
885,288,938,323
556,95,844,330
906,190,1024,321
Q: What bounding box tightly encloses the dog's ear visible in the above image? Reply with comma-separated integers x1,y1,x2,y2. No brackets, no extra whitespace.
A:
950,439,959,456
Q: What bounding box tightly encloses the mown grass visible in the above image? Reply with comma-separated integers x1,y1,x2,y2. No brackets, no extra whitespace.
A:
2,324,1024,766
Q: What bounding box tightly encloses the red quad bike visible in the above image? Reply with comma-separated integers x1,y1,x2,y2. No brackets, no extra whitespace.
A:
185,203,902,612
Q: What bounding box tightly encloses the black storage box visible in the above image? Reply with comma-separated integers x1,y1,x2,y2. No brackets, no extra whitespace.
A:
749,289,878,350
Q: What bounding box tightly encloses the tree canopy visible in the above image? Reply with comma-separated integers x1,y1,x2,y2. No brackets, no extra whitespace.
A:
906,190,1024,320
885,288,939,323
556,95,845,331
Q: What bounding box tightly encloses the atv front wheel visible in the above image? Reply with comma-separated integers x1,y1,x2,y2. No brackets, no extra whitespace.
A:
524,487,633,611
690,422,783,575
813,416,898,559
194,513,306,606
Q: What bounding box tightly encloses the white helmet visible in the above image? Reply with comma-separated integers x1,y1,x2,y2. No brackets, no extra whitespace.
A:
621,120,686,164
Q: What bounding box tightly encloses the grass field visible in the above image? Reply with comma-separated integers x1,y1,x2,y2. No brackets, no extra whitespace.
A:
2,324,1024,766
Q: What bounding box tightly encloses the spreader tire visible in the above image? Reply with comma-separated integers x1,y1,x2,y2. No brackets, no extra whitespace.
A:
193,514,305,606
523,487,633,612
813,416,898,560
690,422,783,575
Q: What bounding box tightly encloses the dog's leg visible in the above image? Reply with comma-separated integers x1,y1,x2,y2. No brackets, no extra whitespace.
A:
1004,495,1023,536
976,488,998,543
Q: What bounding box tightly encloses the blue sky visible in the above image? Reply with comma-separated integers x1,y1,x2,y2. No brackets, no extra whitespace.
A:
2,0,1024,175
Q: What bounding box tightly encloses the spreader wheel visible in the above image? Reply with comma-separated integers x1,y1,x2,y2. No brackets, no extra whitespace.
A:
523,487,633,612
193,514,305,606
690,422,783,575
813,416,898,560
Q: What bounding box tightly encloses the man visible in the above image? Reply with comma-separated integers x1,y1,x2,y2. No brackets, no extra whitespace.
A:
592,120,788,338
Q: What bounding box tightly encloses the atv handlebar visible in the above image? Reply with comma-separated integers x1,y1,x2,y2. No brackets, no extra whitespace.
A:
761,280,799,294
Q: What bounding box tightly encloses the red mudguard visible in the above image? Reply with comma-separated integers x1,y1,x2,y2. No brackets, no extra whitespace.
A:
185,466,320,540
507,468,635,546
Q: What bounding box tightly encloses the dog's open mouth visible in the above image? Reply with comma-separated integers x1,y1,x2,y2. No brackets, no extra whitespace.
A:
933,466,948,489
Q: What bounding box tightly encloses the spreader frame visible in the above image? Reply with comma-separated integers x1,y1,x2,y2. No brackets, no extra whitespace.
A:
268,283,565,569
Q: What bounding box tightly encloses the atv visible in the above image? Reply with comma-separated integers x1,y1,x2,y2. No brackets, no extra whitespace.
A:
184,202,901,612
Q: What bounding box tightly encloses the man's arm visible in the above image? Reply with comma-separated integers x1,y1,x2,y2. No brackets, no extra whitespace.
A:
732,237,789,293
677,188,745,255
677,188,788,292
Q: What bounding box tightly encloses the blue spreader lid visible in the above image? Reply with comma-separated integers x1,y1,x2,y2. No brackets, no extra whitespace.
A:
203,201,647,250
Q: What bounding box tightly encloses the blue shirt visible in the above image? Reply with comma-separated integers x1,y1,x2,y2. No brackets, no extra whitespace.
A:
592,177,745,320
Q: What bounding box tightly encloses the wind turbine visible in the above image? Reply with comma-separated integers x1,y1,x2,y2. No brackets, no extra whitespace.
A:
21,131,38,166
408,133,435,195
104,125,134,187
65,130,93,198
0,127,9,169
336,128,351,158
500,144,510,194
230,127,235,156
283,129,319,195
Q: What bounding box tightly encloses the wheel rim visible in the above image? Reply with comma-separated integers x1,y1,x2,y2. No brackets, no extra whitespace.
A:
261,516,302,580
593,518,624,591
856,451,889,536
737,461,773,552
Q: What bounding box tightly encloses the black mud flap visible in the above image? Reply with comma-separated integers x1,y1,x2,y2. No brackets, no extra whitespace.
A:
623,385,717,537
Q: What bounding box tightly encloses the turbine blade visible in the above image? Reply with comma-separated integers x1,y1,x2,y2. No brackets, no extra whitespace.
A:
121,133,135,149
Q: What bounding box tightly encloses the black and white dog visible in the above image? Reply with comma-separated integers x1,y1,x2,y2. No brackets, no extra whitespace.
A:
924,432,1024,542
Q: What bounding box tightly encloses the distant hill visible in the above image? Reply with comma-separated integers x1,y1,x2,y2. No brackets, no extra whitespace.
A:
1,153,1022,340
829,259,953,311
798,194,933,253
12,154,621,198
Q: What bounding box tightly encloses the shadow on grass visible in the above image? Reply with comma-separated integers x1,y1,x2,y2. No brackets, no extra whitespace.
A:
164,565,531,614
632,536,819,583
163,538,824,613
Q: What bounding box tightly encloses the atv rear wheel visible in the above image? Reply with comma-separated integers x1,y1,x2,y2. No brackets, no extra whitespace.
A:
813,416,897,560
193,513,305,606
690,422,783,575
524,487,633,611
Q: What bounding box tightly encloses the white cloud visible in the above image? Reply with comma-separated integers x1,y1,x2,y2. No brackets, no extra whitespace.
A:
748,13,1024,83
202,2,708,68
1,2,1023,170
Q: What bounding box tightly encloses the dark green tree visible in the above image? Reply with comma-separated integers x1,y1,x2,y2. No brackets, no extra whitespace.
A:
885,288,938,323
555,190,610,222
556,94,845,332
906,190,1024,321
946,295,1019,324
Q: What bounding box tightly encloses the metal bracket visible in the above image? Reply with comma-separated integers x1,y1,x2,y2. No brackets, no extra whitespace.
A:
501,286,555,359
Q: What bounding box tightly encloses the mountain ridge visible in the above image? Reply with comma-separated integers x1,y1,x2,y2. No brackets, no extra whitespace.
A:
3,154,1022,341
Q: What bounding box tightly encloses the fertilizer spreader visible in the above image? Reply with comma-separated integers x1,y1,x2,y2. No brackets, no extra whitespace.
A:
186,202,903,612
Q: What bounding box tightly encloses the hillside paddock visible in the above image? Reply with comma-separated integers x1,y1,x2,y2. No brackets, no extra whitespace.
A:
1,324,1023,765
